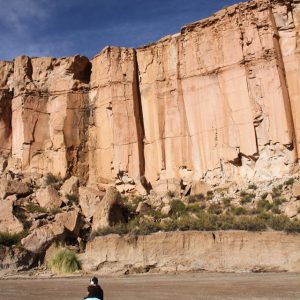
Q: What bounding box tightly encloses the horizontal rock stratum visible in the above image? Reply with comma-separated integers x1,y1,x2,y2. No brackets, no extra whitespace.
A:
0,0,299,194
81,231,300,274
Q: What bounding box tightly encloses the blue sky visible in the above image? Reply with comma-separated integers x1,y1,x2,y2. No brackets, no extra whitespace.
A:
0,0,245,61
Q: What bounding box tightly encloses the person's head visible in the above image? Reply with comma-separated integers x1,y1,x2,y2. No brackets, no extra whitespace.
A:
90,276,98,285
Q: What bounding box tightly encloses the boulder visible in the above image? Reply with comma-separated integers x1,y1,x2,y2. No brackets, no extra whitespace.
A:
0,245,38,271
92,186,125,231
0,197,24,233
36,186,62,209
0,178,30,199
191,181,210,196
284,201,300,218
54,210,81,236
161,205,171,216
21,222,65,253
266,193,273,203
79,186,103,219
292,182,300,199
60,176,79,196
136,202,151,215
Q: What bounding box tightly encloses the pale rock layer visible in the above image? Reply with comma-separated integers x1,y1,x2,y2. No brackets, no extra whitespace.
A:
81,231,300,274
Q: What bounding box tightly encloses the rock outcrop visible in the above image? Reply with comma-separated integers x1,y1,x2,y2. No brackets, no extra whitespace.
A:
81,231,300,274
0,0,299,195
0,197,24,233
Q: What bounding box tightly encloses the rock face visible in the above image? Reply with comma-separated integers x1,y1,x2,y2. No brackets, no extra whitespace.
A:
81,231,300,274
36,186,62,209
0,197,24,233
0,0,300,194
92,186,124,231
0,179,29,199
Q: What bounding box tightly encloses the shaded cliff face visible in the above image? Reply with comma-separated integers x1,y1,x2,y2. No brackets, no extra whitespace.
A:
0,0,299,193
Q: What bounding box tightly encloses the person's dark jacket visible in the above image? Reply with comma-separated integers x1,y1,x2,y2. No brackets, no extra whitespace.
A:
84,284,104,300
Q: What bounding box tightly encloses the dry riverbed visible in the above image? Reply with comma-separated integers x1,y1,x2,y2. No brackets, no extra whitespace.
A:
0,273,300,300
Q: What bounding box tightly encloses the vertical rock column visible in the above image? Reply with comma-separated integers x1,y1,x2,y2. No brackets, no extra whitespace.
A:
272,0,300,157
88,47,144,191
11,55,91,178
137,37,192,193
0,61,13,170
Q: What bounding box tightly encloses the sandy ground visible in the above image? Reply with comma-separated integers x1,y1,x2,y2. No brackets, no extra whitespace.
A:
0,272,300,300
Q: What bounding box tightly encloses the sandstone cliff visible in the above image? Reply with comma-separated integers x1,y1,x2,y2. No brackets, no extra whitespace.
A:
0,0,299,195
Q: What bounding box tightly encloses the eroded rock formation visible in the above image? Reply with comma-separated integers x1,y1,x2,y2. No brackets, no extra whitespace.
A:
0,0,299,195
81,231,300,274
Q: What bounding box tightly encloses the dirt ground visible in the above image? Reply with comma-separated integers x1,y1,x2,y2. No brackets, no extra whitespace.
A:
0,272,299,300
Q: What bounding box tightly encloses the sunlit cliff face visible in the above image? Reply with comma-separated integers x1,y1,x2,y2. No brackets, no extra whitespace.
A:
0,0,299,195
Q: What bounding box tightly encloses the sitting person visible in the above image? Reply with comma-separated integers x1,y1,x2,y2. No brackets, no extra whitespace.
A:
84,277,104,300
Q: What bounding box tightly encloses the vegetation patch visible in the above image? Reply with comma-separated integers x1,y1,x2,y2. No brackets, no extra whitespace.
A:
0,231,28,247
26,203,47,214
240,193,256,205
65,193,79,205
170,199,186,217
284,178,294,186
45,173,62,187
47,248,81,274
188,193,205,203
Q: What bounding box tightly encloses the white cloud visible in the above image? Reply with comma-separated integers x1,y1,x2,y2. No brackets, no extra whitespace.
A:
0,0,51,33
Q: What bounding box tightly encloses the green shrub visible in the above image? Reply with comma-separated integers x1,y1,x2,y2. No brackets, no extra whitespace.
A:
285,220,300,233
187,203,204,213
240,190,248,197
130,219,160,236
261,192,268,200
207,203,222,215
26,203,47,214
240,193,255,205
273,197,285,206
248,184,257,190
206,191,214,200
49,207,62,215
65,193,79,205
188,193,205,203
0,231,28,247
284,178,294,186
148,209,164,220
272,185,283,198
233,216,266,231
231,206,247,215
92,223,129,237
257,199,273,211
45,173,61,186
170,199,186,217
123,197,140,221
194,212,218,231
222,197,232,208
216,214,235,230
48,248,81,274
160,219,177,232
267,214,290,231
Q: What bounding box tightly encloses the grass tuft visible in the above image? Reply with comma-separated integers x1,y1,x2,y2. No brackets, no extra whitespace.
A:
47,248,81,274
